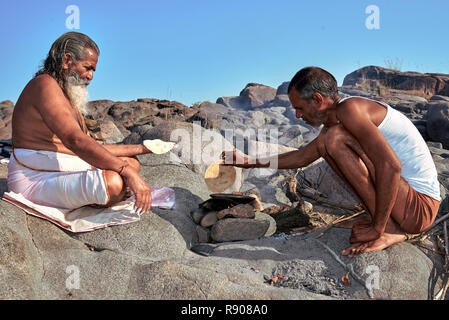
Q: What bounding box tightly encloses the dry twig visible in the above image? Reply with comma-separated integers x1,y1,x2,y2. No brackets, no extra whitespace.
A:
295,210,366,241
439,275,449,300
429,212,449,230
298,187,361,212
444,221,449,269
434,220,449,300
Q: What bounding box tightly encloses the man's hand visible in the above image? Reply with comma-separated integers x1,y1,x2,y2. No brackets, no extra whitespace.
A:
349,220,381,243
220,150,252,168
120,165,152,214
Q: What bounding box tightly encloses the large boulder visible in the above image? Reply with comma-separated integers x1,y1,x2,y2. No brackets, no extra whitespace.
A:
239,83,277,108
216,83,276,110
428,144,449,213
0,100,14,140
87,99,198,131
343,66,449,99
138,121,244,194
86,100,115,121
85,119,126,144
276,81,290,96
339,85,429,116
426,100,449,148
137,152,212,201
186,101,228,130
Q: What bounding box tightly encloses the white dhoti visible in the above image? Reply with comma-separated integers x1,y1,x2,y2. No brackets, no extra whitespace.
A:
8,148,109,209
3,148,175,232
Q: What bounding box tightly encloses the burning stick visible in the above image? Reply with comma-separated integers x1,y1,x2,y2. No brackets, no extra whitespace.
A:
265,275,286,285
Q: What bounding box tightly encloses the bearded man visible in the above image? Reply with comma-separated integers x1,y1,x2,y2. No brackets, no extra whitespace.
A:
8,32,152,214
222,66,441,256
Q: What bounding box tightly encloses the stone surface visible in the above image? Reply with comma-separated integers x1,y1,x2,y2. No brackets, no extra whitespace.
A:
191,208,206,224
138,121,244,194
86,119,125,144
216,203,255,220
426,100,449,148
343,66,449,99
200,211,218,228
210,227,438,300
254,212,277,236
195,225,211,243
0,100,14,140
216,83,276,110
239,83,277,109
210,218,270,242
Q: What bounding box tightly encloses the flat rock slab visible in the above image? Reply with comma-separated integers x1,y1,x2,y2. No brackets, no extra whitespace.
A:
217,203,255,219
211,218,270,242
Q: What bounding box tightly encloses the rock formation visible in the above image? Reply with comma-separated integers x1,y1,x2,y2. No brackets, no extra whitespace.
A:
343,66,449,99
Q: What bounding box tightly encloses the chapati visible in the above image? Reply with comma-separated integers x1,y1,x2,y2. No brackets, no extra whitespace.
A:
143,139,176,154
204,160,236,192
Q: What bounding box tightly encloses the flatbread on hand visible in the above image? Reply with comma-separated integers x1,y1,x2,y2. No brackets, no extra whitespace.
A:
204,160,236,192
143,139,176,154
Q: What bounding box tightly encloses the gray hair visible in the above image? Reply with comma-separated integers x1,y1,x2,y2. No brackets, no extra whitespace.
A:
35,32,99,92
287,67,338,102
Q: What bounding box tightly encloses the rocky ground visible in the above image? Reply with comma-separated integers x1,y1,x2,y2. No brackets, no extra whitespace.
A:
1,66,449,300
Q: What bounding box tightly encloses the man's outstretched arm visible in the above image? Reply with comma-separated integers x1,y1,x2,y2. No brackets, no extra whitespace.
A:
101,143,151,157
221,136,321,170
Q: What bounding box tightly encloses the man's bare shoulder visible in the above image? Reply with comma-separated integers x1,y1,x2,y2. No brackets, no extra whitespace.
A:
337,96,386,111
338,97,368,109
336,97,367,119
337,96,387,127
27,74,62,94
23,74,70,112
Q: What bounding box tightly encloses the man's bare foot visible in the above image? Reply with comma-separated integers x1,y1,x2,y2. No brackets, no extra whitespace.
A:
341,216,408,257
341,232,407,257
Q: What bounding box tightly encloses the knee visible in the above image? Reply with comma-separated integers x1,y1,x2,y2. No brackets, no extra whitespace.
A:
104,170,125,200
122,157,141,172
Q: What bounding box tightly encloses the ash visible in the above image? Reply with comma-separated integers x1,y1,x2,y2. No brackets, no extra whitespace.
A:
269,260,350,298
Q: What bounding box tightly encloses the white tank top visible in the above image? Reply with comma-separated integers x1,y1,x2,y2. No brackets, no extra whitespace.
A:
338,96,441,201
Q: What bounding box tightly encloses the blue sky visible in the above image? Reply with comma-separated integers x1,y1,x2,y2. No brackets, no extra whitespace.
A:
1,0,448,106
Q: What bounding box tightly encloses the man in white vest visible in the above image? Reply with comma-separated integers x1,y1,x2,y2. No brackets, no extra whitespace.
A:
222,66,441,257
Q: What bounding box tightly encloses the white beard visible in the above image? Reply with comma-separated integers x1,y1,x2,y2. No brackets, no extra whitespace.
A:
67,84,89,116
66,72,90,116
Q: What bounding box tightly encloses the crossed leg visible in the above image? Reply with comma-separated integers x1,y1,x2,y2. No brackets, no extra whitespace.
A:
96,157,141,207
316,124,411,257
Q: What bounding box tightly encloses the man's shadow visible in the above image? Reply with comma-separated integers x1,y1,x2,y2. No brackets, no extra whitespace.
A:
150,187,204,248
